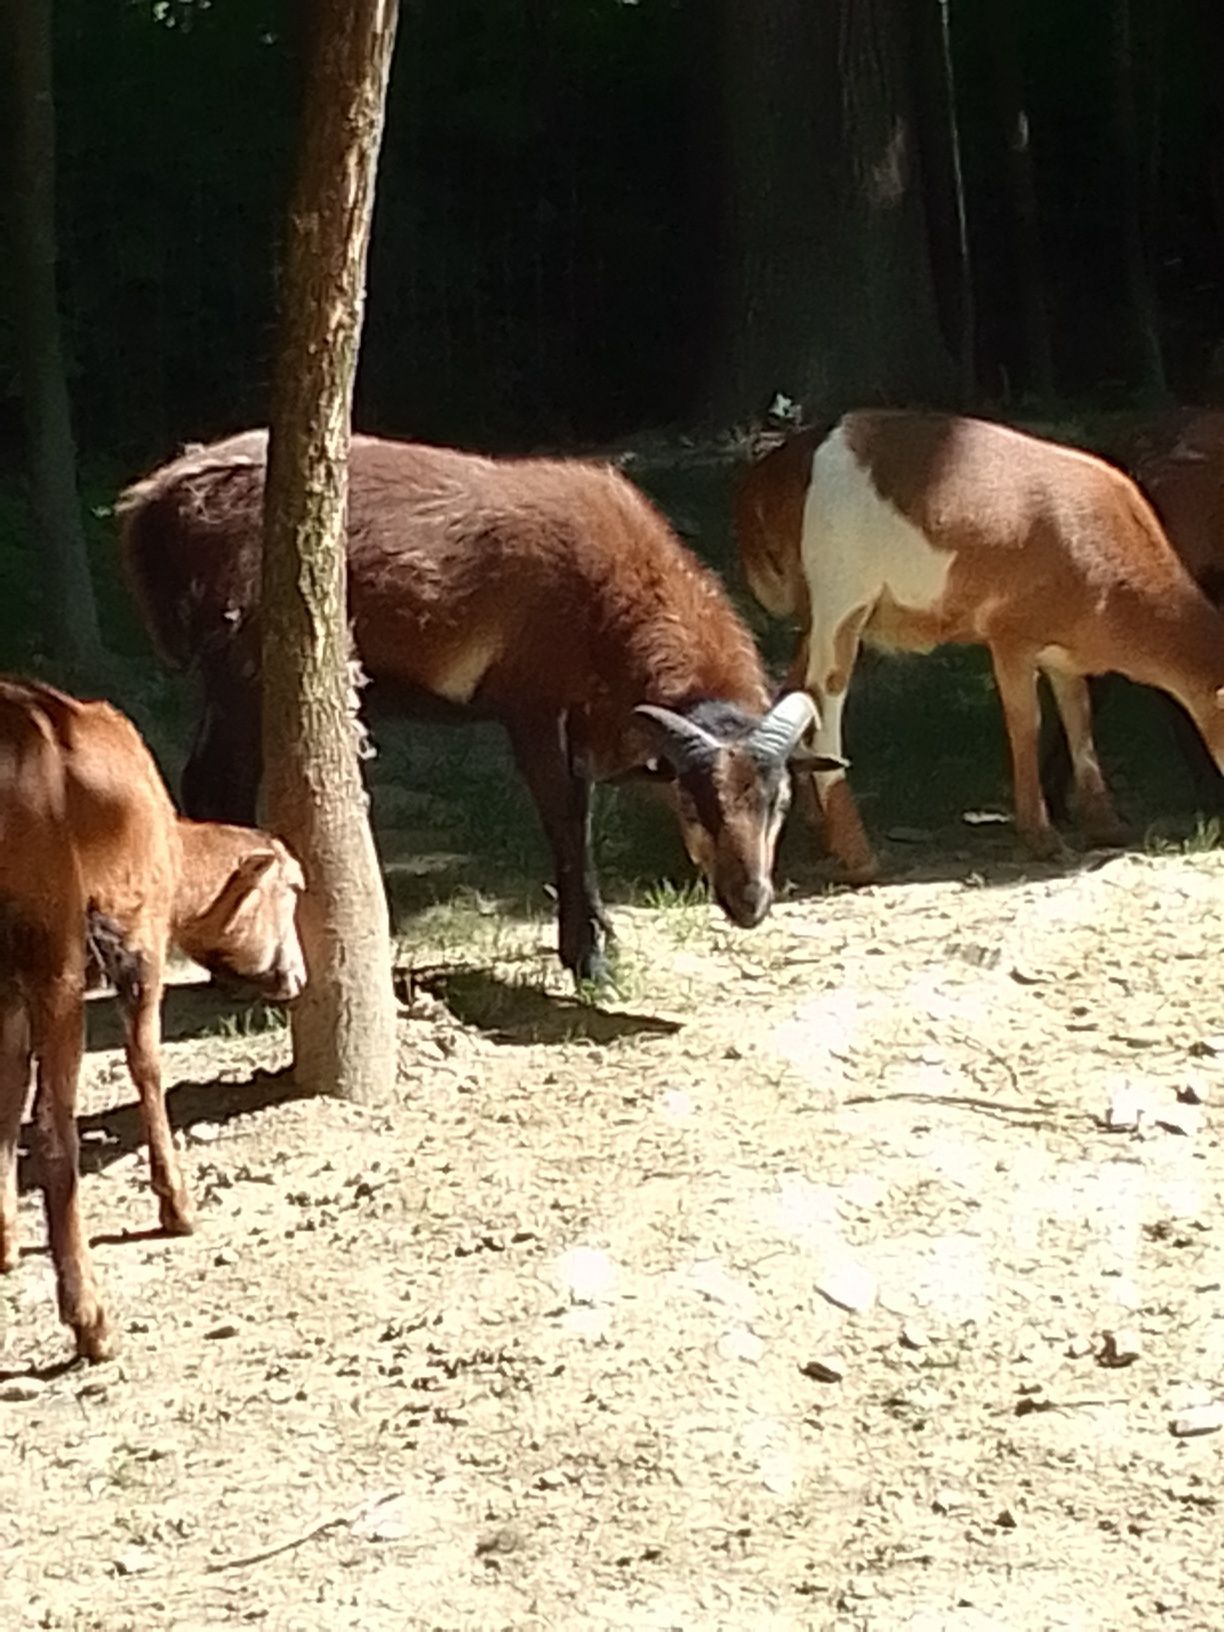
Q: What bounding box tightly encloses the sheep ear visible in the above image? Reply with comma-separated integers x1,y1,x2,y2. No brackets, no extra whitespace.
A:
235,850,278,888
749,691,819,765
633,705,721,771
215,850,278,928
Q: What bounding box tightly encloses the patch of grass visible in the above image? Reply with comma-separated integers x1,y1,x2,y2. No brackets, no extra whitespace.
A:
205,1003,289,1042
394,883,549,960
1144,813,1224,857
634,876,711,942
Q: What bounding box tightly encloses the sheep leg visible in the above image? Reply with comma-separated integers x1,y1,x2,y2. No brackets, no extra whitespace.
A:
32,978,113,1362
1161,691,1224,810
782,634,822,833
181,667,263,824
1043,668,1128,846
0,999,31,1275
802,611,877,882
990,644,1064,861
122,962,192,1236
507,714,611,985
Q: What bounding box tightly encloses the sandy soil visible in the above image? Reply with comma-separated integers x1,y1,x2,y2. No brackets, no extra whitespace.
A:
3,833,1224,1631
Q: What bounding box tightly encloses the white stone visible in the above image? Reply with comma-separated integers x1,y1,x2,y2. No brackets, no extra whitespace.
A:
1104,1087,1146,1132
717,1326,764,1365
1156,1104,1202,1137
1170,1402,1224,1438
554,1246,617,1305
1098,1328,1141,1367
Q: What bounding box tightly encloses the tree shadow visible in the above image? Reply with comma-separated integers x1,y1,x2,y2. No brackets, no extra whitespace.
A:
776,811,1156,900
410,965,682,1047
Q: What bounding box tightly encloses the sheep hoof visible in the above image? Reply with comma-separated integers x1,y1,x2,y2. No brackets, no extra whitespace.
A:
571,948,612,990
1075,808,1130,848
832,857,880,886
72,1305,117,1365
1019,826,1070,863
158,1198,196,1237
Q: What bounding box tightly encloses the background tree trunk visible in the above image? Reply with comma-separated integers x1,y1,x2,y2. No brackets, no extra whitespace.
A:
5,0,102,673
835,0,956,408
261,0,400,1104
911,0,976,403
1111,0,1168,400
713,0,953,423
984,0,1054,399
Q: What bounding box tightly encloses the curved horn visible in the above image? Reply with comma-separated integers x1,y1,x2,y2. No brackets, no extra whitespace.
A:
633,704,722,770
749,690,819,764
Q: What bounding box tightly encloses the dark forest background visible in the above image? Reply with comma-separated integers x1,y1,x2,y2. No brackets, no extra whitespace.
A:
4,0,1223,478
1,0,1223,904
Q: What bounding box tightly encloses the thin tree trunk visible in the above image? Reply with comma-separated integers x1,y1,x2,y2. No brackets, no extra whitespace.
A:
5,0,103,673
911,0,976,403
984,0,1055,399
1112,0,1168,400
1195,0,1224,393
936,0,974,402
261,0,400,1104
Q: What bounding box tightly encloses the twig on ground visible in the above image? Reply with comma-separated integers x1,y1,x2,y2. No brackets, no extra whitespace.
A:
204,1489,403,1573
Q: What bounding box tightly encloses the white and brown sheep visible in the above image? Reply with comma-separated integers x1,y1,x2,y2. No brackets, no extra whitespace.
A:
735,409,1224,878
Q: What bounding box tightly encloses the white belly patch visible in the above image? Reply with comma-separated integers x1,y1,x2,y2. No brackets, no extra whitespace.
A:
800,425,953,629
432,636,501,704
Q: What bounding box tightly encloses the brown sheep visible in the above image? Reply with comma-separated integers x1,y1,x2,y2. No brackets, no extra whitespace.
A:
1042,408,1224,814
118,430,836,985
0,678,305,1361
735,410,1224,879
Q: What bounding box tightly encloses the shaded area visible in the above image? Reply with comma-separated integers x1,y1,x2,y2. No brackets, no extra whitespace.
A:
407,965,681,1048
84,978,286,1053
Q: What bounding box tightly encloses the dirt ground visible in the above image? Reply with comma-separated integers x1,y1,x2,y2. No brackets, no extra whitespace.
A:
4,806,1224,1632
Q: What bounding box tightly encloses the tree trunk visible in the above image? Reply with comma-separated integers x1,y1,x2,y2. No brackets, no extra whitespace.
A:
1111,0,1168,400
5,0,103,673
984,0,1054,399
911,0,975,403
261,0,400,1104
713,0,953,423
835,0,956,406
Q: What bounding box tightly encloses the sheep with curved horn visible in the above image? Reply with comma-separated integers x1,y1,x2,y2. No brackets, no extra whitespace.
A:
632,691,843,928
118,429,825,983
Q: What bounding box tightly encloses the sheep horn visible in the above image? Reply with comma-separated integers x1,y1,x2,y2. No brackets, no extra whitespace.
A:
633,704,722,770
749,691,820,765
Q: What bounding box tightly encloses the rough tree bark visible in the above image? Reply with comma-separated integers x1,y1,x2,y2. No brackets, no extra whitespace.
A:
5,0,103,672
261,0,400,1104
713,0,953,422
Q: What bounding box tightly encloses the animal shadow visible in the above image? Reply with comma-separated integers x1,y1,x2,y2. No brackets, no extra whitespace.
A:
411,965,682,1047
16,1065,308,1207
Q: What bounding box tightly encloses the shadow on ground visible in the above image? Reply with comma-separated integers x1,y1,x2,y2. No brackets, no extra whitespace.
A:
84,979,287,1054
408,964,682,1047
